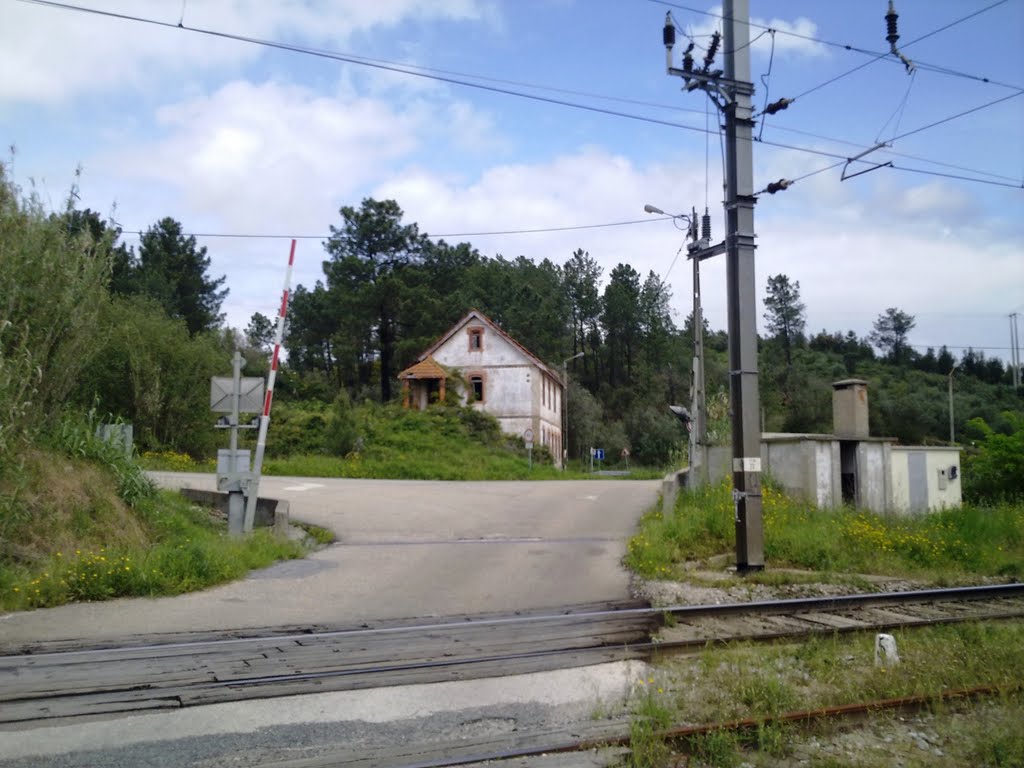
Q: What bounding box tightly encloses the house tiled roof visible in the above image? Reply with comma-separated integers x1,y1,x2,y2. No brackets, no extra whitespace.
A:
398,356,447,380
417,309,563,383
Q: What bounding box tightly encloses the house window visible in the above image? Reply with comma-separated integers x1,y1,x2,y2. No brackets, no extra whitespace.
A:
468,328,484,352
470,374,485,402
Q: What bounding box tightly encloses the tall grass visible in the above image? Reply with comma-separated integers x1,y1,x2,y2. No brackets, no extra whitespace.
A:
634,623,1024,766
1,491,303,611
627,479,1023,581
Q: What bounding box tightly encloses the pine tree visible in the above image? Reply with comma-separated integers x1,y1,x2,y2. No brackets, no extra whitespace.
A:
763,274,806,365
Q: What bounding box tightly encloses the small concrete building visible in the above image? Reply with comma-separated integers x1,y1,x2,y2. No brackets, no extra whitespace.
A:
399,310,566,467
695,379,961,514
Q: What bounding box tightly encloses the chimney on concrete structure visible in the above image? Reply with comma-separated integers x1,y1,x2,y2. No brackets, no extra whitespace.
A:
832,379,870,438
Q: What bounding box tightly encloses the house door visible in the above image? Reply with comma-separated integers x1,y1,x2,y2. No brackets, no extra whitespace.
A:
840,441,858,505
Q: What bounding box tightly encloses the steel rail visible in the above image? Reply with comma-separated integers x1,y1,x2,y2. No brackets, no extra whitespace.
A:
9,595,1019,699
661,582,1024,620
144,596,1024,690
5,583,1021,661
368,683,1022,768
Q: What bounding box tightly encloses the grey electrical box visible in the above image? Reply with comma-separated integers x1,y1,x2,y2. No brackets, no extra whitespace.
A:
937,467,948,491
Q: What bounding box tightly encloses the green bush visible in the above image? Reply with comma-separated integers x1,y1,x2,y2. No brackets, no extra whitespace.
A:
0,164,111,468
74,296,227,457
963,413,1024,503
325,390,359,455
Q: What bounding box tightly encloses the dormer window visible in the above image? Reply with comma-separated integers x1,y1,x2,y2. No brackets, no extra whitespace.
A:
468,327,484,352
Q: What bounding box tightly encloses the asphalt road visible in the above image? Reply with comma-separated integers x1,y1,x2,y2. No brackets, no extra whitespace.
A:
0,475,659,649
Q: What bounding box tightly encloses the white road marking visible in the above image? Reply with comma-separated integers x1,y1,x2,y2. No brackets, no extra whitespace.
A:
281,483,326,492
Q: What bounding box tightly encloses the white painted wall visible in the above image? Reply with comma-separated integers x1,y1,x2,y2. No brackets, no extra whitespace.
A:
430,320,563,466
890,447,962,514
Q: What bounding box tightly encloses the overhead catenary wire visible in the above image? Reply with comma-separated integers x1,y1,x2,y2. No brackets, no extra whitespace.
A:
17,0,1023,191
650,0,1024,92
762,124,1021,184
780,1,1017,111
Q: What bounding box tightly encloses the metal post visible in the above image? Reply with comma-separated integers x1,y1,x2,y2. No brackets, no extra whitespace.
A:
691,224,707,483
562,351,584,470
1011,313,1020,389
723,0,764,572
948,363,959,444
227,350,245,536
563,361,569,470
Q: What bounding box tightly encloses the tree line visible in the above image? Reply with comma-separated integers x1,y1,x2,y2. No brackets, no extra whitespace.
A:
2,166,1020,469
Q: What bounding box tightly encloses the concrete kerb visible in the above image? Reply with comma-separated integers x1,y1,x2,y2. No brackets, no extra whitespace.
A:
178,488,290,534
661,467,689,515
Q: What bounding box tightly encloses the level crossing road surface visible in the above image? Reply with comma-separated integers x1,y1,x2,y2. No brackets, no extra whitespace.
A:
0,475,659,650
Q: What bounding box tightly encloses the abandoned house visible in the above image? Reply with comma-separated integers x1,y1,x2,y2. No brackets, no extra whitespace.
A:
398,310,566,467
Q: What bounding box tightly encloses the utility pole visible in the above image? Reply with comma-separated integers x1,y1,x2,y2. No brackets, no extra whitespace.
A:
948,362,959,444
1011,313,1021,389
644,203,717,484
664,0,764,572
689,206,719,487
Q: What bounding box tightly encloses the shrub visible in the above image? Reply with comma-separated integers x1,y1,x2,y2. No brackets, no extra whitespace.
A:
325,390,359,455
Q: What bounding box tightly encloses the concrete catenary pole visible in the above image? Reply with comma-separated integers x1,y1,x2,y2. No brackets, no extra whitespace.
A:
722,0,764,571
243,239,296,532
1011,312,1021,389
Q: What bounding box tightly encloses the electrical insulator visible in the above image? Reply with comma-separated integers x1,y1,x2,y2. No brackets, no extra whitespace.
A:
704,31,721,69
766,179,792,194
663,12,676,49
764,97,792,115
885,1,900,49
701,209,711,241
683,50,694,74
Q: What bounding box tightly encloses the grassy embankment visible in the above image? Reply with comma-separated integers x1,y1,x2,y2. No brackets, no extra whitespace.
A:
142,403,666,481
621,481,1024,767
0,418,304,613
627,480,1023,584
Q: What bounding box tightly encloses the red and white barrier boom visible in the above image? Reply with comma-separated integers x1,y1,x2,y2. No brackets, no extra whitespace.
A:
243,239,296,532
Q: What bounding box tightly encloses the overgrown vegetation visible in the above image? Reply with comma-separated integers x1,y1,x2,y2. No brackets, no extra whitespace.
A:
0,165,303,613
0,407,303,612
627,480,1023,583
1,488,303,612
624,623,1024,767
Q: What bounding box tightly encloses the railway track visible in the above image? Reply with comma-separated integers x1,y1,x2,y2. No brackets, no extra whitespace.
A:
1,584,1022,726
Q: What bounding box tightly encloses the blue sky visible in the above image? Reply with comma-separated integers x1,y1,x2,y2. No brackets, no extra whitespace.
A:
4,0,1023,364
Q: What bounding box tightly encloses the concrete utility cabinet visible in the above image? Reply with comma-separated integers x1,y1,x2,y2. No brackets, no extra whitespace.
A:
832,379,870,438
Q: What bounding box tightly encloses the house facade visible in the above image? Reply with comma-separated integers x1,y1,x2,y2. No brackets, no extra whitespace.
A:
399,310,566,467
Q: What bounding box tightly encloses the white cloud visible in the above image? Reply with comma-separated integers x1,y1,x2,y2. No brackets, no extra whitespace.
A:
1,0,496,105
112,80,424,229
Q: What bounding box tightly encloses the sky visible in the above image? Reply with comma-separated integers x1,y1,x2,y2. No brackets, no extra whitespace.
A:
4,0,1023,365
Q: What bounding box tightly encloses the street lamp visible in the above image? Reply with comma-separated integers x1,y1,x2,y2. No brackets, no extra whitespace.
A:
645,203,708,470
562,351,585,469
948,361,959,444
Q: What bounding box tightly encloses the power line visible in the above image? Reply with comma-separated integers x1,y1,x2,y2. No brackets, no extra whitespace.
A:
889,90,1024,143
18,0,1024,191
785,0,1016,109
119,217,676,241
762,124,1022,184
650,0,1024,92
